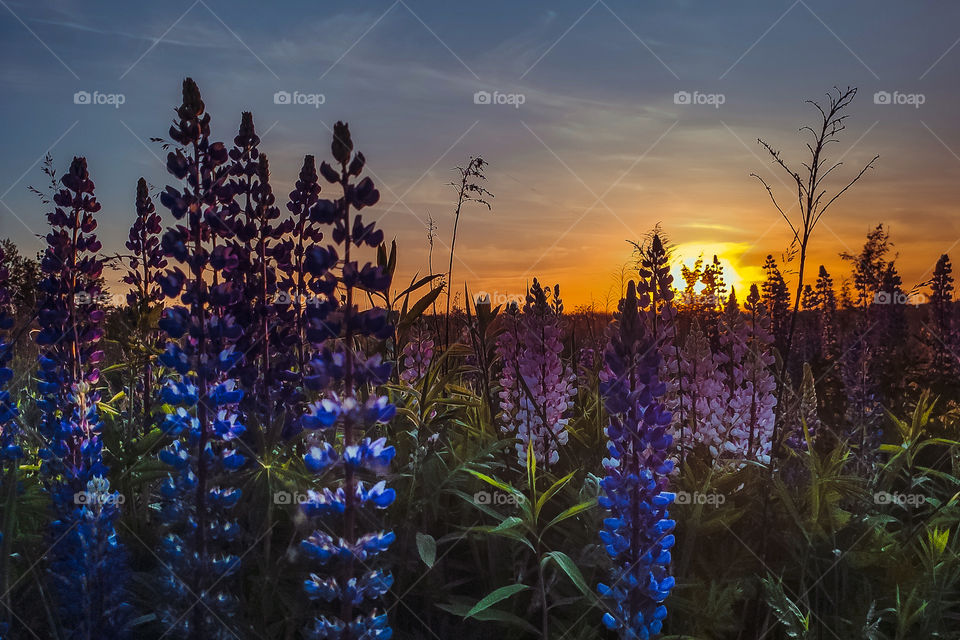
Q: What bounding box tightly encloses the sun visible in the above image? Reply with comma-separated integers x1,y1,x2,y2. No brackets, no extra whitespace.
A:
668,242,755,298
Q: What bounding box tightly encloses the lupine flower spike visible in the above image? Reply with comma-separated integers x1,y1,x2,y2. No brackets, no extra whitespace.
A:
496,279,576,468
35,157,132,638
298,122,397,640
155,78,246,638
598,277,676,639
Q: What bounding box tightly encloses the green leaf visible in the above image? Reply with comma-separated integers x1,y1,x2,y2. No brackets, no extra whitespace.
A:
543,499,597,533
436,599,539,634
399,286,444,331
416,532,436,568
492,516,523,532
466,584,530,618
535,471,575,519
465,470,522,500
542,551,591,596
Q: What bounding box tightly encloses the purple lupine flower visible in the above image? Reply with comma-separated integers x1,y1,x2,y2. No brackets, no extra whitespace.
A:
496,279,576,468
35,156,132,637
400,325,435,384
155,78,246,638
598,279,675,639
278,155,328,387
122,177,167,434
124,177,167,308
297,122,396,640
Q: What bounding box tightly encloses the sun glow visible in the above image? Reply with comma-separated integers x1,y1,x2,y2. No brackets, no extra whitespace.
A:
668,242,759,298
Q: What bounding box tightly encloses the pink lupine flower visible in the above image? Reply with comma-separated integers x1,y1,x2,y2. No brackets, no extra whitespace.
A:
718,285,777,464
400,326,435,384
496,279,576,467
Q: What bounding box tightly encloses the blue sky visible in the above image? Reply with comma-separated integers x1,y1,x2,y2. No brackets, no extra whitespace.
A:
3,0,960,304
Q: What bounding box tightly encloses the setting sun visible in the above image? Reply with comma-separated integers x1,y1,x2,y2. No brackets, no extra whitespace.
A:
669,241,764,298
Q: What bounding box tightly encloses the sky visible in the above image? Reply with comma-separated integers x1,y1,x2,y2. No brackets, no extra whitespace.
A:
2,0,960,307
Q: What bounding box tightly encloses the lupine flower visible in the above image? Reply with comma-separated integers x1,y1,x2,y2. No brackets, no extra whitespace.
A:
671,320,727,460
122,177,167,434
785,363,820,451
842,335,882,467
400,325,434,384
35,156,132,637
155,78,246,638
277,154,328,380
496,279,576,467
717,285,777,463
297,122,396,640
598,280,675,639
0,244,19,461
222,114,296,434
0,243,19,640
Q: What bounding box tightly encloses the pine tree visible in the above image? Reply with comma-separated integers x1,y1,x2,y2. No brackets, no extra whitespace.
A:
761,255,790,353
925,254,956,392
814,266,844,429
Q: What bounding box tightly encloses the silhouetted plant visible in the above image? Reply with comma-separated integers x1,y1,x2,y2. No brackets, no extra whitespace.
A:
444,156,492,348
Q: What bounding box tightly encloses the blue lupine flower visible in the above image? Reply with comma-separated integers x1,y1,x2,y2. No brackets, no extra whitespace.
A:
598,246,676,639
33,157,132,637
0,244,19,462
295,122,397,639
154,78,247,639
